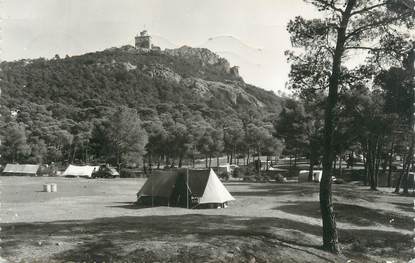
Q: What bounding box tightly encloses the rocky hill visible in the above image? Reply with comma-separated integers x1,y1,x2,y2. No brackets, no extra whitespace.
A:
0,45,283,122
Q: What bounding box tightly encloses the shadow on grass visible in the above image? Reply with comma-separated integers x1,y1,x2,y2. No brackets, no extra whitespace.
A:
278,201,411,230
1,213,411,262
231,183,318,197
1,214,323,262
106,202,152,210
230,182,394,204
391,202,412,212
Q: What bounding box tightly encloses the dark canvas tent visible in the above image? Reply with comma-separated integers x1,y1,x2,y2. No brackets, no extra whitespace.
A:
2,164,40,176
137,169,235,208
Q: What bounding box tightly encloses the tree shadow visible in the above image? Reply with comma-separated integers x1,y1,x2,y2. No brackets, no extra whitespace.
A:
106,202,152,210
277,201,411,230
391,202,412,212
230,182,407,205
0,215,325,262
1,213,411,262
231,183,318,197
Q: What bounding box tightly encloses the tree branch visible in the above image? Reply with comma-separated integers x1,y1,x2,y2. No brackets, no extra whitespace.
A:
350,2,388,16
345,11,412,41
344,46,382,51
311,0,345,14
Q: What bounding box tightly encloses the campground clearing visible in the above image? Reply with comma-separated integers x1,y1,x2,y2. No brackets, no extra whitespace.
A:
0,176,412,262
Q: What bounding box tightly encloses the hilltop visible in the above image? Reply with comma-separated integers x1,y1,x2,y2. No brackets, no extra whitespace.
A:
0,45,283,121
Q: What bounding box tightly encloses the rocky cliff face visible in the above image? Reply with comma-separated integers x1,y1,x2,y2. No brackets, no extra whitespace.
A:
135,61,263,108
165,46,225,66
186,78,264,107
164,46,240,78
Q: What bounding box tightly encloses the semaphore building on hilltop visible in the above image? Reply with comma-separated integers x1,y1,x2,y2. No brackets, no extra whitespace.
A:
135,30,161,51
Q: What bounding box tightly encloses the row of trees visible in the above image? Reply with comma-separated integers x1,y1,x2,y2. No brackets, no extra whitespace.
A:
0,105,283,170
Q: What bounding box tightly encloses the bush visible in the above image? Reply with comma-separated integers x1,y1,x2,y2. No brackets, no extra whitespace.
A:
218,171,230,181
275,174,287,183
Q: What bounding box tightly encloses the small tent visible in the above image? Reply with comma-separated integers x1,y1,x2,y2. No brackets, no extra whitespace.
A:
313,170,323,182
109,167,120,176
298,170,322,183
137,169,235,208
63,165,99,178
2,164,40,176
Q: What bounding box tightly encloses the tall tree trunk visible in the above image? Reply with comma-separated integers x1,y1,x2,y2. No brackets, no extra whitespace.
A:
266,156,269,171
233,144,236,165
209,154,212,169
320,0,355,253
72,145,77,163
294,152,297,167
374,137,383,189
178,154,183,168
117,148,121,172
403,151,412,195
257,146,261,175
205,155,208,168
85,147,88,163
387,140,394,187
192,148,195,168
368,139,376,190
363,150,368,186
308,162,315,182
394,155,405,193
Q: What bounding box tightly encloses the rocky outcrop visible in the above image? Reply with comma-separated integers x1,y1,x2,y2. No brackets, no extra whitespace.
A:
164,46,231,73
123,62,137,71
141,64,182,84
182,77,264,108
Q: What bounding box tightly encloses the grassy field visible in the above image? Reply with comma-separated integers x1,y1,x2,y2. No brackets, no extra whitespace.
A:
0,176,413,262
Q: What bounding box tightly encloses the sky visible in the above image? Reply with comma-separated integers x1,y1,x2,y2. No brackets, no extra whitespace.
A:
1,0,318,92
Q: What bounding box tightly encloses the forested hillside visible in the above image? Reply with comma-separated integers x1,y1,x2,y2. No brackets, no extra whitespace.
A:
0,45,285,167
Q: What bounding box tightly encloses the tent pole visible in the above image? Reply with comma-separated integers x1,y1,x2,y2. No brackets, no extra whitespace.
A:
187,168,189,209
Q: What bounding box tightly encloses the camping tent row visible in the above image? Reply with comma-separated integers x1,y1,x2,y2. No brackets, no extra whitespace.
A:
2,164,119,178
137,169,235,209
2,164,40,176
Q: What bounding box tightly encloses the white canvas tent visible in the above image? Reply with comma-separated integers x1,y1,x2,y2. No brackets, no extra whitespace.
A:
313,170,323,182
198,169,235,205
63,165,99,178
2,164,40,176
137,169,235,208
298,170,323,183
